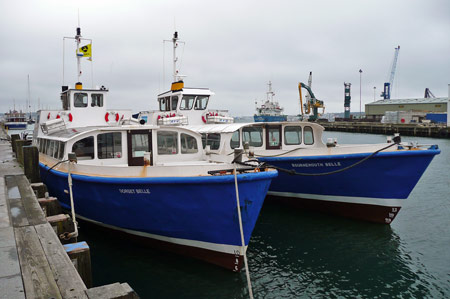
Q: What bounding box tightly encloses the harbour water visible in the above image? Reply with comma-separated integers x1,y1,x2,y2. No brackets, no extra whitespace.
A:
31,129,450,297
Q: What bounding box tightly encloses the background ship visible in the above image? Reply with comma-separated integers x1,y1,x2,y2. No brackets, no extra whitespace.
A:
254,81,287,122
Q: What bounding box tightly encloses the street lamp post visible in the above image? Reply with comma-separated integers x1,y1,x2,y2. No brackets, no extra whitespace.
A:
373,86,376,101
359,69,362,119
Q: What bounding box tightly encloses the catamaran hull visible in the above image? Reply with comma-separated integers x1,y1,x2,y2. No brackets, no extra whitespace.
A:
39,163,277,270
259,148,440,224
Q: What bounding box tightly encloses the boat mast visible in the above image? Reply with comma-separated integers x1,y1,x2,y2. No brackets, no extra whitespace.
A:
267,81,274,102
172,32,178,82
27,74,31,118
76,27,82,83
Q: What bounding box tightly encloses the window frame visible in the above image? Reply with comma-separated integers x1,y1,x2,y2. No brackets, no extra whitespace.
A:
74,92,88,108
243,127,263,148
72,136,95,160
284,126,302,145
179,95,195,110
97,132,122,159
303,126,315,145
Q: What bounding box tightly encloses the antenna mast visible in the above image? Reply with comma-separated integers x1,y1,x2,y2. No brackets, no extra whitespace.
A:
76,27,82,82
173,32,179,82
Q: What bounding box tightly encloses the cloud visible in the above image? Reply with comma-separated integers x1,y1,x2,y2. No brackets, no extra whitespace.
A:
1,0,449,116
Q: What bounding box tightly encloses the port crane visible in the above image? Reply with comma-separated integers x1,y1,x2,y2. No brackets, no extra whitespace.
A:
424,88,436,98
298,72,325,121
381,45,400,99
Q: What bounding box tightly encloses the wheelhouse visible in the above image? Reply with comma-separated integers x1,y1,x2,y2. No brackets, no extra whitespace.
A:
185,122,326,161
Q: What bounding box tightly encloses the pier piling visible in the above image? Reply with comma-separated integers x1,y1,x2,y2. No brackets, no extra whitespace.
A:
10,134,20,153
23,145,41,183
64,241,93,288
38,196,62,217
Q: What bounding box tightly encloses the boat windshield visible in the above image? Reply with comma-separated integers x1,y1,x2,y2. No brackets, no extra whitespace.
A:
180,95,195,110
194,96,209,110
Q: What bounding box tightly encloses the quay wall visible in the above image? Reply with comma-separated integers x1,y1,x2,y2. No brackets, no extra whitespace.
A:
320,122,450,138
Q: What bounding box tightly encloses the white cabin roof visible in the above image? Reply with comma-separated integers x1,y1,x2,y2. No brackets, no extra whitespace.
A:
158,87,215,97
185,121,325,134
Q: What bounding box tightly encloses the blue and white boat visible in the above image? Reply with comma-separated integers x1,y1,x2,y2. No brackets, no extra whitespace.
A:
186,122,440,224
137,32,234,127
4,109,27,130
254,81,287,122
33,28,277,271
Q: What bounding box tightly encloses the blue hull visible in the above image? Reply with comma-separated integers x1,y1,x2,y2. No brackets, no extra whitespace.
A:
5,122,27,130
258,148,440,223
39,163,277,269
254,115,287,122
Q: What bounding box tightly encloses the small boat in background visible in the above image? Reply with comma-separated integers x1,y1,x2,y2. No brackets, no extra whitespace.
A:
4,109,27,130
254,81,287,122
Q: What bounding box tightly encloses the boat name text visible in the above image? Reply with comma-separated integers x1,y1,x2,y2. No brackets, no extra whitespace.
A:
119,188,151,194
291,162,342,168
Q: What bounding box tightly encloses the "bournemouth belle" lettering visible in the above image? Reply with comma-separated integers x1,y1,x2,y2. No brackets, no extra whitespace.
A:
291,162,342,168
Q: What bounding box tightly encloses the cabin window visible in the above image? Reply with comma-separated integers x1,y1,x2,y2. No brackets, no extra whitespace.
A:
58,141,65,160
171,96,179,110
230,130,240,149
39,138,45,153
46,140,56,157
201,133,221,150
130,133,149,158
157,131,178,155
267,127,281,147
284,126,302,145
304,126,314,145
243,127,263,147
180,95,195,110
159,97,171,111
181,133,198,154
53,141,60,159
74,93,88,108
72,136,94,159
194,96,209,110
98,132,122,159
91,94,104,107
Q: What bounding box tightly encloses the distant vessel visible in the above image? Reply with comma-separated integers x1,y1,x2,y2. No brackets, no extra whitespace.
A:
254,81,287,122
4,109,27,130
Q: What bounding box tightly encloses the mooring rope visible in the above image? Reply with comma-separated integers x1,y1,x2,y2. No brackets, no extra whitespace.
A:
233,163,254,299
62,159,79,240
235,141,400,177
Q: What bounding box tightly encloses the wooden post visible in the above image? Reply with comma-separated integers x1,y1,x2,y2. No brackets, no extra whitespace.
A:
23,145,41,183
15,139,32,166
86,283,139,298
46,214,75,244
10,134,20,152
64,242,93,288
30,182,48,198
38,196,62,217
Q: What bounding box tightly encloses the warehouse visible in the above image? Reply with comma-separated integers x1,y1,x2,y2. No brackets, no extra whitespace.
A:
365,97,448,121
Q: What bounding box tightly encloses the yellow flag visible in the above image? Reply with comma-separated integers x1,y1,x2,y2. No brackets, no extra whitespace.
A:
77,44,92,58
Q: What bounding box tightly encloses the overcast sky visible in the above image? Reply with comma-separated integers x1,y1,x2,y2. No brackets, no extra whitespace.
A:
1,0,449,116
